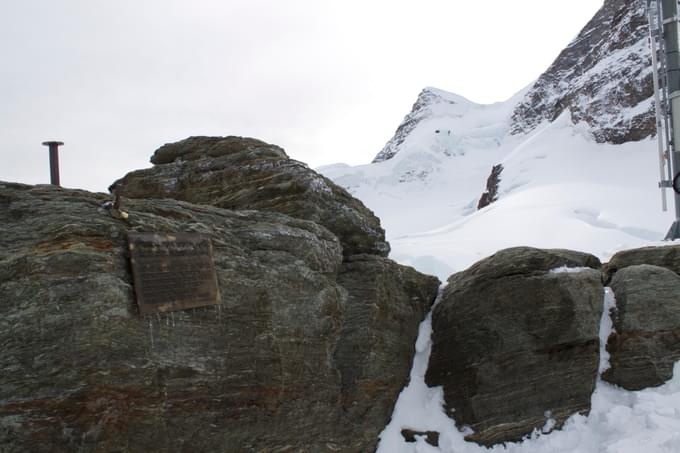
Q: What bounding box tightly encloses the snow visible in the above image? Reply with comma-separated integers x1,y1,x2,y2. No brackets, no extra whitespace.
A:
320,90,675,282
550,266,593,274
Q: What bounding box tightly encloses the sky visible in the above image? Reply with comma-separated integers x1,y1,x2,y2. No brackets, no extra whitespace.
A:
1,0,604,193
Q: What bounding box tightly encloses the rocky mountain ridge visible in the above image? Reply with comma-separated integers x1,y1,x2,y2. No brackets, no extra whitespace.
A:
373,0,653,166
510,0,653,144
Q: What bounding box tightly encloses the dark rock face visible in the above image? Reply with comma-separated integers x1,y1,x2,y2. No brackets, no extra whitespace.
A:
334,254,439,439
400,429,440,447
113,136,390,258
426,247,603,446
603,263,680,390
372,88,459,163
0,182,438,453
511,0,653,144
477,164,503,210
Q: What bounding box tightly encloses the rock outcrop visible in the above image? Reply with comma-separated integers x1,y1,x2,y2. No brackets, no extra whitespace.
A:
601,244,680,390
604,264,680,390
112,136,390,258
425,247,603,446
603,244,680,284
0,176,438,452
510,0,653,144
477,164,503,210
335,254,438,442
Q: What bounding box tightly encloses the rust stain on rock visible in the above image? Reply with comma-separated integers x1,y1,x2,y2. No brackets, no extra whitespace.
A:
34,237,115,254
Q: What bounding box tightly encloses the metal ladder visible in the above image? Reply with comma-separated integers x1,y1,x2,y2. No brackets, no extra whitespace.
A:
647,0,680,239
648,0,671,211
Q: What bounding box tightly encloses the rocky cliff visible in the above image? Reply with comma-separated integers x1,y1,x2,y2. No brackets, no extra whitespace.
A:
510,0,653,143
0,137,439,453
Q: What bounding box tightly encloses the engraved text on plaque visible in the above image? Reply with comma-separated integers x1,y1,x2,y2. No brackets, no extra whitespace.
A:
128,232,221,315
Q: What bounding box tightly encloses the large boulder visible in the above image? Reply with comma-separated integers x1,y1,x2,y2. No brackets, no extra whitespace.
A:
0,182,438,453
603,264,680,390
603,244,680,284
112,136,390,258
425,247,603,446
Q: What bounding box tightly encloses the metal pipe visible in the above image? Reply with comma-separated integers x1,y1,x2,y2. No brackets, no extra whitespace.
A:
42,141,64,186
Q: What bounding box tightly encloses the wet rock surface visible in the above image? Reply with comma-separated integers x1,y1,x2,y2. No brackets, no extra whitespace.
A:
426,247,603,446
113,136,390,258
0,181,438,453
604,263,680,390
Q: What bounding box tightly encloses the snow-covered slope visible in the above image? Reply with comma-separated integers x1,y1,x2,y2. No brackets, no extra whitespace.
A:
322,105,671,280
320,87,529,277
319,0,673,281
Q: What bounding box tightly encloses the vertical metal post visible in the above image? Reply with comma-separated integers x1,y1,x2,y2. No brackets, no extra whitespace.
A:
649,1,669,211
661,0,680,239
42,141,64,186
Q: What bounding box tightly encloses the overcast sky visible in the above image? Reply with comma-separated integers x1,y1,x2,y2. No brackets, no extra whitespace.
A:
1,0,603,193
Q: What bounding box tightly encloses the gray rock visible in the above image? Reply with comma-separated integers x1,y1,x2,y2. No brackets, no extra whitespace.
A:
603,264,680,390
426,247,603,446
0,182,438,453
604,244,680,284
112,136,390,258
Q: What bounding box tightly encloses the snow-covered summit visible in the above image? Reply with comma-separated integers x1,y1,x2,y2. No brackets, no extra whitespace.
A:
372,86,525,164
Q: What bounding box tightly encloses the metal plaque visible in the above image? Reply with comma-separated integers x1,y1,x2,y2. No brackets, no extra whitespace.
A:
128,232,221,315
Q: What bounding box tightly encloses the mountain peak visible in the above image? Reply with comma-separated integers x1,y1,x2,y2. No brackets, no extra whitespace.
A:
372,87,475,163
